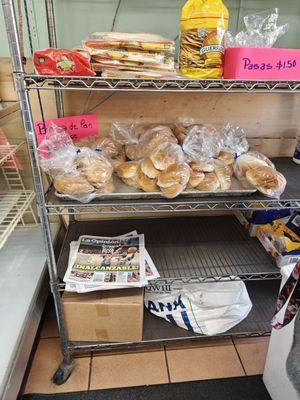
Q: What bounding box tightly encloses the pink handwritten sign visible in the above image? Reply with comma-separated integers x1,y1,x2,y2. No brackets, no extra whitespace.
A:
34,114,99,145
224,48,300,80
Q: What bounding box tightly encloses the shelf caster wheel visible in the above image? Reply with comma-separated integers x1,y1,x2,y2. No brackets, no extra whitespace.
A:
53,360,75,385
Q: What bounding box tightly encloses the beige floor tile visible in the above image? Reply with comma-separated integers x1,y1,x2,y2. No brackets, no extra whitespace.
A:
40,305,59,339
234,337,270,376
166,339,245,383
24,338,90,394
90,347,169,390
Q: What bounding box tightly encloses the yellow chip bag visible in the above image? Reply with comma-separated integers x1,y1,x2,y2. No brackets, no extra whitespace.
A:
179,0,229,79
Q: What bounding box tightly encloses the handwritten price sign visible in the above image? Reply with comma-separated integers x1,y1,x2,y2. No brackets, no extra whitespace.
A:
243,58,297,71
224,48,300,80
34,114,99,145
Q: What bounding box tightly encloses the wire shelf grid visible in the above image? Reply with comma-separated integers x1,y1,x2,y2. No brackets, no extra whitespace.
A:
23,74,300,93
0,190,36,249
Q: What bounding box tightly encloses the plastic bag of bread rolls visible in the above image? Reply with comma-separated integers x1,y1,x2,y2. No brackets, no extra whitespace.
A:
234,151,286,198
219,123,249,158
182,124,222,162
187,159,232,191
38,123,78,177
38,123,115,202
111,122,177,161
75,135,126,170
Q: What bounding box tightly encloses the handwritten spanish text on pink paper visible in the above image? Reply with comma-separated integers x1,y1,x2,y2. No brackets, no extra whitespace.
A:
34,114,99,145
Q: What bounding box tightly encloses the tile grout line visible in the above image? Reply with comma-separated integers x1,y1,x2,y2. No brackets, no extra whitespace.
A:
87,352,93,390
163,345,172,383
232,338,248,376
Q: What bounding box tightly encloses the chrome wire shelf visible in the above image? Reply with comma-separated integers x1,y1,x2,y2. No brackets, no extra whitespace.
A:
68,279,279,353
45,157,300,215
0,190,36,249
0,142,23,165
57,216,281,284
23,74,300,93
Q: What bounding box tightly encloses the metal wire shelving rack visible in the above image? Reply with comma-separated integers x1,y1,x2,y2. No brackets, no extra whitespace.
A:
2,0,299,385
0,140,36,249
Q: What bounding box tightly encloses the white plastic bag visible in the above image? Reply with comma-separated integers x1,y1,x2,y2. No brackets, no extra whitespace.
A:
145,281,252,336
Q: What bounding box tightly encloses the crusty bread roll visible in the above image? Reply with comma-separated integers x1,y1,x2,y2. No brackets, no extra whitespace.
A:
173,126,187,145
188,171,205,188
150,150,175,171
234,153,269,181
125,144,139,160
189,160,215,173
117,161,139,178
157,163,190,188
197,172,220,191
76,152,113,188
76,136,123,158
136,167,159,192
161,184,185,198
54,173,94,195
218,151,234,166
140,158,160,178
122,177,139,188
215,165,232,190
245,166,287,198
98,178,115,193
110,151,127,170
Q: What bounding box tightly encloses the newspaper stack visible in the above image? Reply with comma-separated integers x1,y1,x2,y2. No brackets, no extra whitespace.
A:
64,230,159,293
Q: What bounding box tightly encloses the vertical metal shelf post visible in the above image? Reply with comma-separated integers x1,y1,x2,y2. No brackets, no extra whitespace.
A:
45,0,64,118
1,0,75,383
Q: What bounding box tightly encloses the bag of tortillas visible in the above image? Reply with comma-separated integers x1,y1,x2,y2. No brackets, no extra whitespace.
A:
145,281,252,336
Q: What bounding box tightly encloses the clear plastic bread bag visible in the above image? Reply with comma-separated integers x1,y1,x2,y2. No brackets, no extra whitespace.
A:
112,123,178,161
233,151,286,199
225,8,289,48
219,123,249,158
182,124,222,162
38,123,114,203
153,143,191,198
38,123,78,178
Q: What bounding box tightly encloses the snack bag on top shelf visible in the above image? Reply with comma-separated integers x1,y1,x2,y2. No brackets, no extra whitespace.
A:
34,49,95,76
83,32,175,54
179,0,229,78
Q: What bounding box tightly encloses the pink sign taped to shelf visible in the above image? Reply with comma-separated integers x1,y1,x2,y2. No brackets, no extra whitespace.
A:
224,47,300,80
34,114,99,145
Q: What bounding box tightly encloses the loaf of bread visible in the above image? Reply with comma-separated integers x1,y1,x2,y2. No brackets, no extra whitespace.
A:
117,161,140,178
140,158,160,178
136,167,159,192
157,163,190,188
54,173,94,195
197,172,220,191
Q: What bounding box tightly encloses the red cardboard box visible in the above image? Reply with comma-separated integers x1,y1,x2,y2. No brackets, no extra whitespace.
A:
224,47,300,80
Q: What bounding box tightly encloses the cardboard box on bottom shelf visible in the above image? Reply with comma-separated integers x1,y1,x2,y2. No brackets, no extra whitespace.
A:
62,288,144,342
256,228,300,268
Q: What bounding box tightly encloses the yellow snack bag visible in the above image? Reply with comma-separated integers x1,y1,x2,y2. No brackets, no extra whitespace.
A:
179,0,229,79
